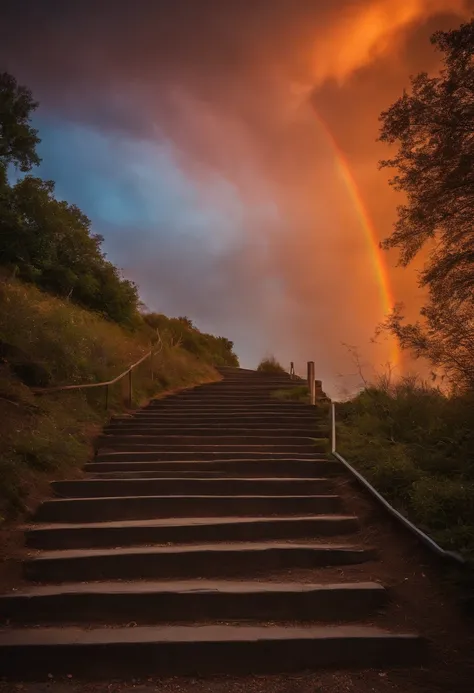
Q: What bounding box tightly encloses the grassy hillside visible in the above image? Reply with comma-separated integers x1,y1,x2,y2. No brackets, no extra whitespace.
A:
0,281,234,522
337,377,474,563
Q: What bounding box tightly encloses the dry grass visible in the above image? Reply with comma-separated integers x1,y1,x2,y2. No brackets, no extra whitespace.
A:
0,282,220,523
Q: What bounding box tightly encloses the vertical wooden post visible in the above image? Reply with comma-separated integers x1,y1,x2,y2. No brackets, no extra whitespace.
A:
307,361,315,405
331,401,336,454
128,368,133,408
290,362,295,379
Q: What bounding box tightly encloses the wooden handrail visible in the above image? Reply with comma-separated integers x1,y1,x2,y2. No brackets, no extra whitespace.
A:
32,332,163,409
32,349,154,393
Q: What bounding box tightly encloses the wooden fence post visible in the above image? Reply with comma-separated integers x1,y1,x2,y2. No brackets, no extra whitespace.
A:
128,369,133,408
307,361,315,405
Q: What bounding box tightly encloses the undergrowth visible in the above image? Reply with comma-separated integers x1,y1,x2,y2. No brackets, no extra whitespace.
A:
0,282,226,522
271,385,310,402
257,356,287,374
337,376,474,562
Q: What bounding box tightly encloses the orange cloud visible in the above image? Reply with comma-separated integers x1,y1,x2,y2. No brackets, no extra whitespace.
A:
308,0,469,85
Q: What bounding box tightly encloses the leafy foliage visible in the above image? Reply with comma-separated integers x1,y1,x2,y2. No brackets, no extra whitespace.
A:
381,301,474,392
143,313,239,367
379,20,474,292
0,72,40,172
378,19,474,389
338,376,474,560
0,72,139,323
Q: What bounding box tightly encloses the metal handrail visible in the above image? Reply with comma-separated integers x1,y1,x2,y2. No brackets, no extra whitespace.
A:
330,400,465,565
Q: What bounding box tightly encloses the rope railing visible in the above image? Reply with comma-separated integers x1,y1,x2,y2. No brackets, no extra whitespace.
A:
33,333,163,410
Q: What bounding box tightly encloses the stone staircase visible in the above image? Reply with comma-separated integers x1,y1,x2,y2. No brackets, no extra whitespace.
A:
0,366,424,679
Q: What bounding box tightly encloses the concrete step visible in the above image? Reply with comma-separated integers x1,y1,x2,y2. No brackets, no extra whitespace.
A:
215,380,305,386
185,378,301,392
86,457,338,474
87,470,229,479
141,405,321,413
121,414,321,423
23,542,377,582
148,397,315,405
0,624,425,678
0,580,386,624
96,442,327,454
145,402,315,410
157,395,320,403
52,477,334,498
33,494,343,523
25,515,359,549
103,427,324,437
121,419,325,428
97,435,324,446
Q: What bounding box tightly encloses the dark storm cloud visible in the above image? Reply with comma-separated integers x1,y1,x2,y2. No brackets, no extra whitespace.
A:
0,0,470,389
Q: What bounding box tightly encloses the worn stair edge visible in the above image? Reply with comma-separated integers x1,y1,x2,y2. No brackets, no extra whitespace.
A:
0,581,387,624
95,442,326,453
84,457,338,473
85,470,313,479
23,543,377,582
33,494,343,523
102,428,326,436
25,515,360,549
93,451,329,462
0,624,426,679
51,477,334,498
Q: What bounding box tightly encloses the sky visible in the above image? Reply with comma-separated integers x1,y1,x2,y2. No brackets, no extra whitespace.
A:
1,0,472,395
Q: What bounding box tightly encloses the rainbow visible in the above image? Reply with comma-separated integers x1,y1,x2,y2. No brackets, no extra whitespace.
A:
313,110,400,367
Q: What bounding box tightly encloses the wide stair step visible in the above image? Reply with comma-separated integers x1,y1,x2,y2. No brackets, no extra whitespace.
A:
103,426,324,436
0,580,387,623
0,625,425,678
96,435,325,448
85,457,340,475
33,494,343,523
51,477,334,498
23,542,378,582
94,450,330,462
25,515,360,549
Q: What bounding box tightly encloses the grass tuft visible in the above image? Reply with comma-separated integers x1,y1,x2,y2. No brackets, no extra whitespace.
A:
257,356,287,374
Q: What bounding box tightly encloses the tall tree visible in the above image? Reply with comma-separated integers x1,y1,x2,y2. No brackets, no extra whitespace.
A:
379,19,474,390
0,72,41,171
379,19,474,306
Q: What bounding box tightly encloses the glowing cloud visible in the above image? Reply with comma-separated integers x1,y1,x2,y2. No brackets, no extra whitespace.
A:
309,0,469,85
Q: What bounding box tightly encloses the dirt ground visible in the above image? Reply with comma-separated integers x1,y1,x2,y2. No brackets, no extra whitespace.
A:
1,472,473,693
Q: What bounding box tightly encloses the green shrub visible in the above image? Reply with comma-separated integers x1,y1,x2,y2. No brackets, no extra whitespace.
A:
271,385,310,402
143,313,238,368
257,356,286,374
338,375,474,559
410,477,474,530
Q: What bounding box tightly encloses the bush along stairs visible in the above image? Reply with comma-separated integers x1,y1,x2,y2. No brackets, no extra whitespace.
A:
0,367,425,679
